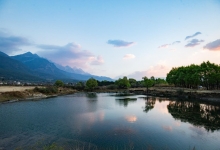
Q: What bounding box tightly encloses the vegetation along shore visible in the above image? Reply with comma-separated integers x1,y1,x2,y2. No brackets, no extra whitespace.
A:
1,61,220,103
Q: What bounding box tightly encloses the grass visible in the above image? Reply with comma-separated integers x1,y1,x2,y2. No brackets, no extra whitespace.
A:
0,91,26,102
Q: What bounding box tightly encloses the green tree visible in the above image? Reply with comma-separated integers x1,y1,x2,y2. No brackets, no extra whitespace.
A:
86,78,98,91
97,80,114,86
166,61,220,90
75,81,85,90
142,76,154,93
129,78,137,88
115,76,131,89
54,80,64,87
155,78,168,85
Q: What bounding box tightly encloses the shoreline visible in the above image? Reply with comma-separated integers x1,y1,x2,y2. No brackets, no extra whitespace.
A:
1,86,220,104
0,86,77,103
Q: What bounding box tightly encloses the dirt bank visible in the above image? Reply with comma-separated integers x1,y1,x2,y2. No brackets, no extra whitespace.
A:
146,87,220,102
0,86,77,103
0,86,37,92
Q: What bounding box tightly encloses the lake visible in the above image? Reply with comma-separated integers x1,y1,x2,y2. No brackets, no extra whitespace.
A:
0,93,220,150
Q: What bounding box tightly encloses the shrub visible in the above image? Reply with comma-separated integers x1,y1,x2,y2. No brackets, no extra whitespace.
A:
54,80,64,87
34,86,58,94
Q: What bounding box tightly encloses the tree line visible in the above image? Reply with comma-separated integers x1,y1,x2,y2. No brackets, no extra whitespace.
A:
70,76,167,91
166,61,220,90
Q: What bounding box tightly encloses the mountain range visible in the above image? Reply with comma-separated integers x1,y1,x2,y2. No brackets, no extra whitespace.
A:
0,51,112,82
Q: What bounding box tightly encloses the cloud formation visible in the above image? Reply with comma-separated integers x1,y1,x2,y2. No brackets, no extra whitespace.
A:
185,39,204,47
0,31,32,54
37,42,104,68
185,32,201,40
128,63,170,80
123,54,135,59
158,41,180,49
107,40,135,47
158,44,170,49
203,39,220,51
90,56,104,65
172,41,181,44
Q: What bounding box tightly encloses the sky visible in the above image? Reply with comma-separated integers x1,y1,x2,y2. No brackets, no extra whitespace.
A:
0,0,220,80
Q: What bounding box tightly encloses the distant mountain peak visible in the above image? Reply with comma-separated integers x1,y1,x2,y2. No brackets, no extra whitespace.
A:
8,52,113,81
55,63,90,75
0,51,9,57
22,52,39,58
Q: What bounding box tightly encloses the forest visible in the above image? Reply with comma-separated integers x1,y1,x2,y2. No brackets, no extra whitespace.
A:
166,61,220,90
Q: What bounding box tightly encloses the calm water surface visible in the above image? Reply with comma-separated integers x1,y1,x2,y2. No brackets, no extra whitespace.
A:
0,93,220,150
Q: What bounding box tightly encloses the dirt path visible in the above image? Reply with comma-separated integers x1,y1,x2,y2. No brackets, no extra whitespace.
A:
0,86,36,93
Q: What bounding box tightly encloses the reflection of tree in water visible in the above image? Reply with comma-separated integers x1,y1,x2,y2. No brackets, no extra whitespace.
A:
86,93,98,112
143,97,156,113
115,98,137,107
167,101,220,131
86,92,97,100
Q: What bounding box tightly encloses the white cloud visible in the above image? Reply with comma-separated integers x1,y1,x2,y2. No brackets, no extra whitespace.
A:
90,56,104,65
123,54,135,59
37,42,103,69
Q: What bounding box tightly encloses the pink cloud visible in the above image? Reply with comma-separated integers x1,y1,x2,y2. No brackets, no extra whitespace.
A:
37,42,103,69
90,56,104,65
128,63,171,80
162,125,172,131
123,54,135,59
125,115,137,123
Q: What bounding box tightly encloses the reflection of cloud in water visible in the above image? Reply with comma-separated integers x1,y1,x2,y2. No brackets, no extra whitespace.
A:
81,111,105,124
174,121,181,127
125,115,137,123
99,111,105,121
73,111,105,132
156,101,169,114
162,125,172,131
189,125,205,136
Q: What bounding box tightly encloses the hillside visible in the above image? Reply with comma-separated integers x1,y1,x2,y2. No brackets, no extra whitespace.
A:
0,52,43,81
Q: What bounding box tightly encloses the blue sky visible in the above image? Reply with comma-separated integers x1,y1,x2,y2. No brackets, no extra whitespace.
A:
0,0,220,79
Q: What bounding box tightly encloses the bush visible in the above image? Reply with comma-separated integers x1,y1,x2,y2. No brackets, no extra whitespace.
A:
107,84,118,90
54,80,64,87
86,78,98,91
34,86,58,94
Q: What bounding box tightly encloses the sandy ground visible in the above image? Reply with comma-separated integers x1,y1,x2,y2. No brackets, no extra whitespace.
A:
0,86,36,93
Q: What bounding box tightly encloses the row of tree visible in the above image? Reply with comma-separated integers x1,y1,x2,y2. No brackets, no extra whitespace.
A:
166,61,220,90
68,76,167,91
54,61,219,91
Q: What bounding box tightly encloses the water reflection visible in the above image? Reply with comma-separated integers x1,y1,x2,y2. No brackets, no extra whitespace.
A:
167,100,220,131
86,92,97,100
162,125,172,132
125,115,137,123
143,97,156,113
85,93,98,113
112,127,135,135
115,98,137,107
